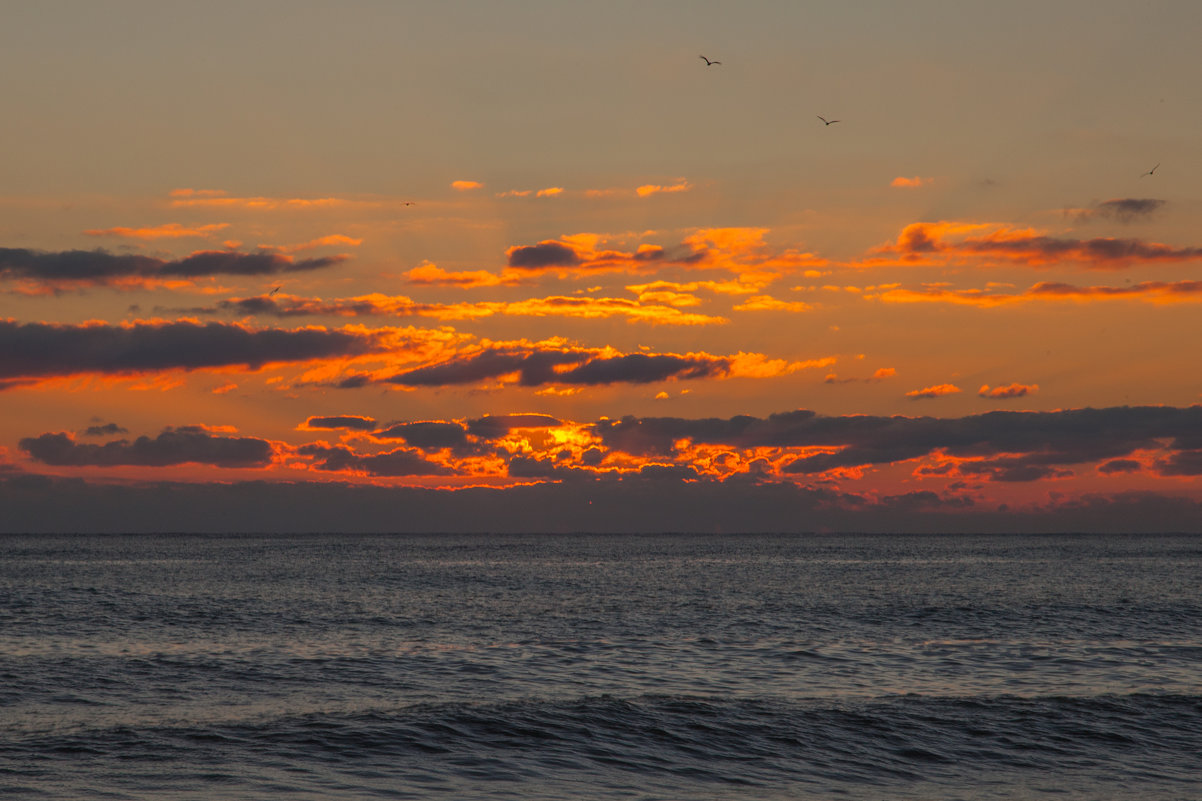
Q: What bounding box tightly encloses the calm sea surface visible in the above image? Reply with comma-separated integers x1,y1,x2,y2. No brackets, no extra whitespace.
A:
1,533,1199,800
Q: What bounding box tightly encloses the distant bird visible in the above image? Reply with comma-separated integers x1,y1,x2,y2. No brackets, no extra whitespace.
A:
268,285,282,296
699,55,721,66
1141,163,1160,177
817,115,840,126
403,201,415,206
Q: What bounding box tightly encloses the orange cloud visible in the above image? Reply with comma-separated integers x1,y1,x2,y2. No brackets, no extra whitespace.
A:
890,176,932,188
871,280,1202,307
168,189,359,210
636,180,692,197
451,180,484,191
906,383,962,400
627,278,769,298
732,295,813,312
84,223,230,240
872,368,897,380
979,383,1038,399
259,234,363,254
403,263,527,289
221,293,725,326
537,187,564,198
866,221,1202,269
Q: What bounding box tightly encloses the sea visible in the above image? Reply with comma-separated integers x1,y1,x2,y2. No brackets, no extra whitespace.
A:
1,533,1199,800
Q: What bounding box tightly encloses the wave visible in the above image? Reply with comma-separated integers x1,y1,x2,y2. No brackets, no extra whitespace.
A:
6,693,1200,792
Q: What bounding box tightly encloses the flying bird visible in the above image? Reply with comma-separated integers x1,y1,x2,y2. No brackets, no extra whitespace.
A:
699,55,721,66
268,285,282,296
1141,163,1160,177
817,116,840,126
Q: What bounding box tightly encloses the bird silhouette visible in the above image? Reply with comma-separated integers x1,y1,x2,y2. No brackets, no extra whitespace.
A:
699,55,721,66
268,285,282,296
817,116,840,126
1141,163,1160,177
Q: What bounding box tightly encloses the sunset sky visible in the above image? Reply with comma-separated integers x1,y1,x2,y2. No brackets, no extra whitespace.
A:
4,1,1202,532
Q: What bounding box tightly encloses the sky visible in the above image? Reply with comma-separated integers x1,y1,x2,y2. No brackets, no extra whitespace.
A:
4,0,1202,533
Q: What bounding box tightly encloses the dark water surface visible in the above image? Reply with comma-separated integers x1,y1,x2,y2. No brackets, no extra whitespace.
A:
2,533,1199,799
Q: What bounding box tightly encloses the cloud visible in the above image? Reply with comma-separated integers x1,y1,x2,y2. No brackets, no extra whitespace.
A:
824,367,895,385
297,442,452,476
636,180,692,197
590,405,1202,482
906,383,962,400
82,423,128,437
506,241,582,269
5,472,1202,534
403,263,527,288
84,223,231,240
0,247,347,290
20,426,274,468
167,189,365,210
186,292,725,326
258,234,363,254
1156,449,1202,476
890,176,932,188
496,187,565,199
377,342,812,390
301,415,378,431
0,319,386,384
1070,198,1165,224
732,295,813,312
866,221,1202,269
466,414,562,439
451,180,484,191
979,383,1038,399
871,279,1202,307
374,421,471,450
497,228,825,280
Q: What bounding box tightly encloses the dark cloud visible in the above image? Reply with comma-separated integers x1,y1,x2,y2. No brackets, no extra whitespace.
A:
387,349,579,387
0,247,346,287
0,320,380,382
1098,459,1141,474
374,421,470,450
558,354,727,385
963,234,1202,266
298,443,451,476
506,242,582,268
1156,450,1202,477
83,423,128,437
594,406,1202,481
3,474,1201,534
386,346,731,389
20,427,274,468
303,416,378,431
467,414,562,439
1073,198,1166,224
506,455,595,481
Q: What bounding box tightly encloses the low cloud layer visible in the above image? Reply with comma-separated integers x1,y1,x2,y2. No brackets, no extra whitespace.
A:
21,426,274,468
0,320,383,383
0,247,347,289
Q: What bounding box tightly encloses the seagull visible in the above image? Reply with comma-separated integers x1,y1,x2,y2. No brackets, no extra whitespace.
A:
699,55,721,66
268,285,282,296
817,115,840,126
1140,163,1160,177
403,201,416,206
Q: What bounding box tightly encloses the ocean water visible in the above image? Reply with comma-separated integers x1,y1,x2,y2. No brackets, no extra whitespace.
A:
1,533,1199,800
